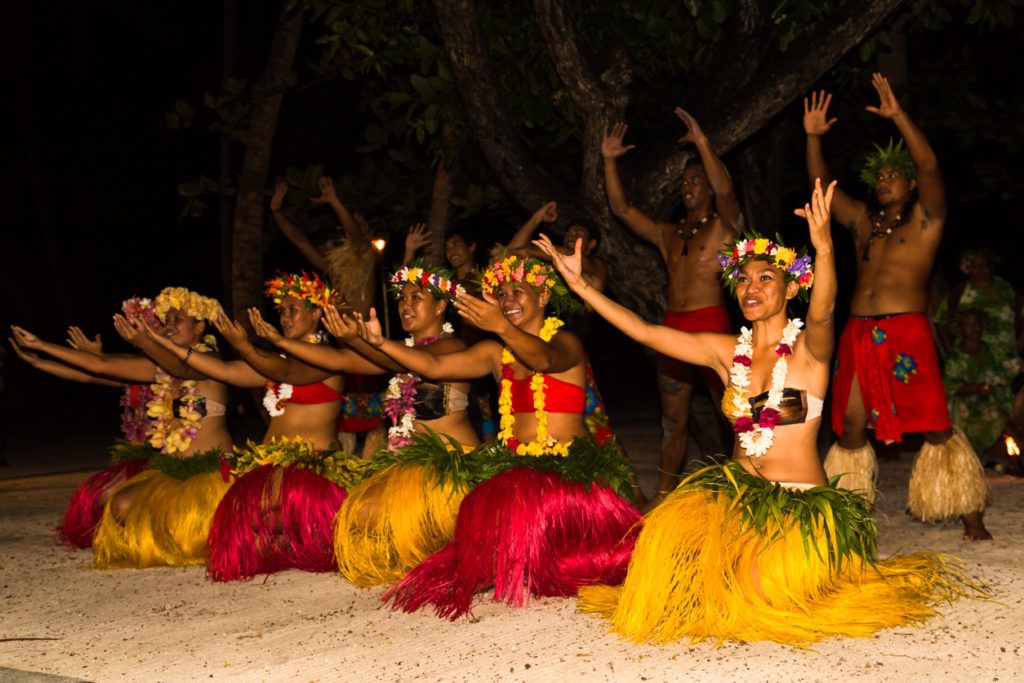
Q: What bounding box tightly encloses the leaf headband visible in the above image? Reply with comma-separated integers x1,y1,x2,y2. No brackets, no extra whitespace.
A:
859,138,917,188
264,271,346,310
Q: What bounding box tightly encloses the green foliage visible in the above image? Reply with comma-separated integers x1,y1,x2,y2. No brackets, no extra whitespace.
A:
148,448,225,480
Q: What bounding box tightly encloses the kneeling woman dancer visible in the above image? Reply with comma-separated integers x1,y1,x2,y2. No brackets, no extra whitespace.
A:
540,180,978,645
355,254,641,619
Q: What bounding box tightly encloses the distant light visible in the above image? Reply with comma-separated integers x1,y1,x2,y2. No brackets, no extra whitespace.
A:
1007,436,1020,456
372,239,386,252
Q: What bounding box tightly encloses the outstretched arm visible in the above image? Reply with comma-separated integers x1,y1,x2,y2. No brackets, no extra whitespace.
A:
144,318,265,388
270,180,329,271
356,309,498,380
534,234,726,376
213,311,334,386
249,307,387,375
9,326,155,383
803,91,865,233
112,315,209,381
675,108,741,232
795,179,838,364
9,338,121,386
602,123,666,252
866,73,946,222
312,176,370,254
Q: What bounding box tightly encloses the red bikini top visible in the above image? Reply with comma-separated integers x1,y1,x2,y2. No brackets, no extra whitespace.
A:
270,381,343,405
508,374,584,414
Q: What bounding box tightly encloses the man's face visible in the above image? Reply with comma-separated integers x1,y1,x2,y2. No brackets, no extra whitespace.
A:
445,236,475,270
563,224,594,255
874,166,916,208
680,164,711,210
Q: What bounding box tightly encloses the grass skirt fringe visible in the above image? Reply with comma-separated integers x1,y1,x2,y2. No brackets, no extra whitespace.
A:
92,451,229,568
57,441,154,548
908,427,989,522
206,440,368,582
823,441,878,503
334,463,466,587
383,437,641,620
578,462,981,645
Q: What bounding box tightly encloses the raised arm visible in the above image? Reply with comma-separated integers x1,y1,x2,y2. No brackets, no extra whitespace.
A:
9,325,155,383
866,73,946,222
312,176,369,254
356,309,498,380
534,235,726,375
675,108,741,231
508,202,558,251
795,179,838,364
602,123,666,251
9,337,121,386
270,180,329,271
249,307,387,375
803,91,866,232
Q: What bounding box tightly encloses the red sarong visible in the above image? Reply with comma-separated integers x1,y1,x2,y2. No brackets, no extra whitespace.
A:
660,305,732,392
831,313,951,443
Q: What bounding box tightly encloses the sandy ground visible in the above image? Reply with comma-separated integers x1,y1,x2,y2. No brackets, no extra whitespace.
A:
1,422,1022,683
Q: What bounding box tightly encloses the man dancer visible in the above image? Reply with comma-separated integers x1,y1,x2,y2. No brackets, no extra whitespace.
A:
603,108,740,501
806,73,990,539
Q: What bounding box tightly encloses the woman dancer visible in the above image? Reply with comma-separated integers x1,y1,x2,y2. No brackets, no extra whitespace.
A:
540,180,975,644
353,254,641,619
144,272,360,581
253,262,479,586
12,288,232,567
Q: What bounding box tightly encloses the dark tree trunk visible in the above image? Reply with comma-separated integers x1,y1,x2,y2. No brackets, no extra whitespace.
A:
231,2,303,320
735,117,789,238
220,0,239,311
425,123,457,268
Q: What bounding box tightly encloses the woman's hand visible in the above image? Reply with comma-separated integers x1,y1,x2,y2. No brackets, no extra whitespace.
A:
248,308,284,344
353,309,385,347
9,326,45,350
795,178,837,249
865,73,903,120
803,90,837,137
66,326,102,354
323,305,359,341
9,337,40,364
212,311,251,351
454,291,511,336
112,314,149,347
534,233,585,290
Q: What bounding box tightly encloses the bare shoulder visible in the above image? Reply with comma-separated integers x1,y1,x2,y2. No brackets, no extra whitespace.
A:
426,337,467,354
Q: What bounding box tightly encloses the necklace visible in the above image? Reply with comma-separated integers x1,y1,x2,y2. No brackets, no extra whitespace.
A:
147,336,216,454
724,318,803,458
862,209,903,261
386,330,453,450
677,213,717,255
262,333,321,417
497,317,570,457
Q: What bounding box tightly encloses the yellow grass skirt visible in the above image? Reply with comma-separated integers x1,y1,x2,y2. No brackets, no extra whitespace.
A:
578,463,977,645
334,462,467,587
93,465,231,569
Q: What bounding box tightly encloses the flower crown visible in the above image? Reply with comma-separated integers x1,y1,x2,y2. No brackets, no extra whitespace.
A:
389,260,466,302
153,287,221,323
718,233,814,301
481,253,580,316
121,297,159,326
264,271,346,310
859,138,917,187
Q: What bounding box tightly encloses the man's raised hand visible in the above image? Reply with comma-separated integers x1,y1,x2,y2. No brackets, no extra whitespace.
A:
310,176,338,204
674,108,705,144
866,73,903,120
270,181,288,212
534,233,584,291
803,91,837,136
602,123,635,160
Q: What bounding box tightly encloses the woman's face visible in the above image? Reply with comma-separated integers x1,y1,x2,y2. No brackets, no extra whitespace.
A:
277,295,322,340
398,283,444,334
162,308,204,347
968,255,993,284
496,281,546,328
734,261,796,321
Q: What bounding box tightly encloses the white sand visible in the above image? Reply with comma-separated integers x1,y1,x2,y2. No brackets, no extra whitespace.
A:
1,429,1021,682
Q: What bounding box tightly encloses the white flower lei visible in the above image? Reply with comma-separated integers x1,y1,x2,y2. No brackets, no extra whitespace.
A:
405,322,454,346
727,318,803,458
263,382,293,417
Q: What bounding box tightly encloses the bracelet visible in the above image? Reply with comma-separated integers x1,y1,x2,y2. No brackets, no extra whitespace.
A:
242,345,255,359
183,347,194,366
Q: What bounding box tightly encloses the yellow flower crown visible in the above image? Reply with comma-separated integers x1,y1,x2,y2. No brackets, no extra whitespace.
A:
153,287,221,323
264,271,346,310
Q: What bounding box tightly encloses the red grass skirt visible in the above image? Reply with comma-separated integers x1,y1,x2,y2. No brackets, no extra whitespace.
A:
383,466,640,619
206,464,348,581
56,458,150,549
